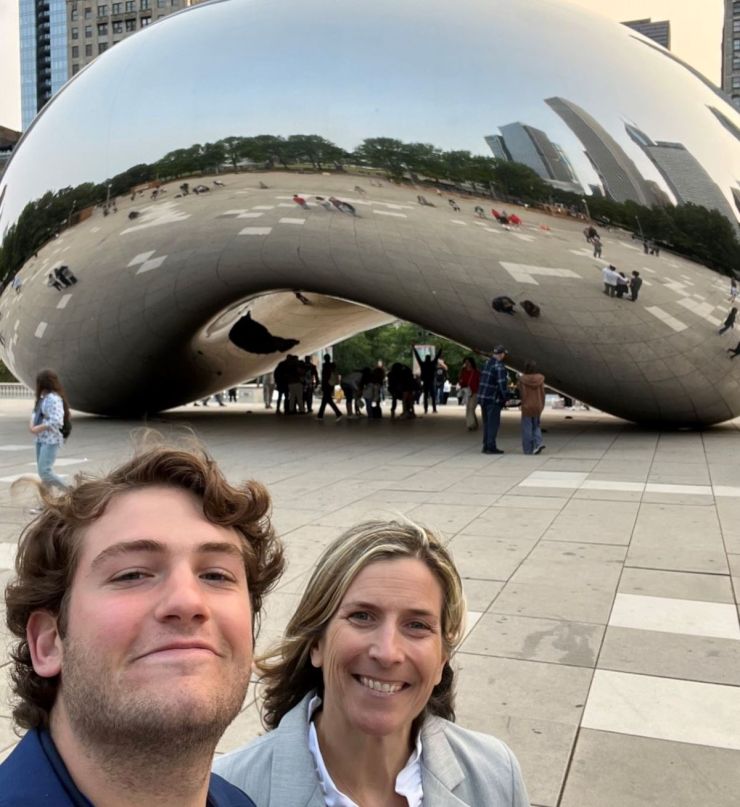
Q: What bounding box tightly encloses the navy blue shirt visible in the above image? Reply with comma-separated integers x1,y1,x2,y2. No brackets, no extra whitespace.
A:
0,728,256,806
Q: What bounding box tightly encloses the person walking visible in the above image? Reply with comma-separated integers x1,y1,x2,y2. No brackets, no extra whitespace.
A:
30,369,70,501
629,270,643,302
518,362,546,455
592,235,602,258
719,306,738,335
727,341,740,359
477,346,508,454
458,356,481,431
316,354,343,420
730,277,738,302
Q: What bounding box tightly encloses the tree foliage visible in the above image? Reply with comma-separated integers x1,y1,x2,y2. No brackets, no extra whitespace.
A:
333,322,472,382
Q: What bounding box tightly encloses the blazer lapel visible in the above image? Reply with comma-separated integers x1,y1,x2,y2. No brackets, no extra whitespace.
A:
268,696,325,807
420,719,470,807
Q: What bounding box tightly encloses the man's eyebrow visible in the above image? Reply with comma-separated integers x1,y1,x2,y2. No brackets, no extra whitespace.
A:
90,539,246,570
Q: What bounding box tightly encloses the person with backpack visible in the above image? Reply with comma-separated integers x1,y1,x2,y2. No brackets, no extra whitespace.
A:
30,370,71,501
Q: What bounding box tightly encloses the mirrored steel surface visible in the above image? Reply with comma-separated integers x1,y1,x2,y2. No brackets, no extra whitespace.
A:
1,0,739,423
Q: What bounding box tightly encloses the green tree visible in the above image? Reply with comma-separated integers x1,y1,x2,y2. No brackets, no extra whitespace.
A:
353,137,407,178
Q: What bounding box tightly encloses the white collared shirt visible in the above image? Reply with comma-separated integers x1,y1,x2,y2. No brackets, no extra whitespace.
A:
306,695,424,807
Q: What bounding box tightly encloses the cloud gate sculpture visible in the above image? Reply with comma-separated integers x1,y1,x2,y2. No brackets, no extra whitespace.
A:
2,0,740,425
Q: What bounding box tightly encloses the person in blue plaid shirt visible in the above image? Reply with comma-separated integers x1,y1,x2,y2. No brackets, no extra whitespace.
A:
477,345,509,454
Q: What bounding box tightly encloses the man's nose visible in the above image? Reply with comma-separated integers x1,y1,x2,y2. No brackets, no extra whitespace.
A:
154,566,209,622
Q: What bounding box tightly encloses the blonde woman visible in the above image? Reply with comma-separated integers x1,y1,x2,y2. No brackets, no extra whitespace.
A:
215,520,529,806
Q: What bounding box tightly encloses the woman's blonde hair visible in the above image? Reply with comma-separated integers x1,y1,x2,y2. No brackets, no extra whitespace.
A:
257,518,466,729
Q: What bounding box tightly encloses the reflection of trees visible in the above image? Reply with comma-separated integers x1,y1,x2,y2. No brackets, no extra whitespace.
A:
333,321,469,382
2,131,739,282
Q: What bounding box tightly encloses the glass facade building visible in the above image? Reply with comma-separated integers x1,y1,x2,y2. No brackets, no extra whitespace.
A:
20,0,68,130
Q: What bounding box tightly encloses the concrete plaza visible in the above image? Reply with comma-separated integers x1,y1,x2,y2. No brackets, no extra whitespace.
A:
1,399,739,806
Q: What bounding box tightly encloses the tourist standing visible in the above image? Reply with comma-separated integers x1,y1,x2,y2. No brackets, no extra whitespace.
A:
629,270,643,302
518,362,546,455
478,346,508,454
261,372,275,409
458,356,481,431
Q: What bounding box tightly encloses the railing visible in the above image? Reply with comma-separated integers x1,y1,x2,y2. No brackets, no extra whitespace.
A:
0,383,34,399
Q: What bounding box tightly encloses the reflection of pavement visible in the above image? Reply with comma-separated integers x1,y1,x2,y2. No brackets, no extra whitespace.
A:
0,401,739,806
1,170,738,421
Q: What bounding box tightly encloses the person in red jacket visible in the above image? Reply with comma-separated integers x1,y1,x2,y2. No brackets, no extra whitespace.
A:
518,361,546,454
458,356,481,431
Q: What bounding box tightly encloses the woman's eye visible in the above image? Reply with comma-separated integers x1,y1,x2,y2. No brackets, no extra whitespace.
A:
408,621,432,632
348,611,372,622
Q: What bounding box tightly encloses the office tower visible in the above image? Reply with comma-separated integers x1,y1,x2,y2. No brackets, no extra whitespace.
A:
484,134,510,161
486,123,583,193
20,0,69,130
622,18,670,49
625,123,738,225
545,96,655,205
67,0,188,78
723,1,740,109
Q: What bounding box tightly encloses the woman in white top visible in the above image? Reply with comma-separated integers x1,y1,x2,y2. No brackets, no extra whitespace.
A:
30,369,69,493
214,520,529,807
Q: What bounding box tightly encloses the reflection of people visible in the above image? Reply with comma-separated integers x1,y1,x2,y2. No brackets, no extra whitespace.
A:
602,265,618,297
492,295,516,315
730,277,738,302
413,345,442,414
215,519,529,807
518,361,545,455
719,306,738,335
728,341,740,358
478,345,508,455
592,235,602,258
2,446,284,806
30,370,70,496
629,270,643,302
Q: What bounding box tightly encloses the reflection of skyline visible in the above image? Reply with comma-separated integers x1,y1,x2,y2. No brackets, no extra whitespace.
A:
545,96,656,206
625,123,739,226
484,123,583,194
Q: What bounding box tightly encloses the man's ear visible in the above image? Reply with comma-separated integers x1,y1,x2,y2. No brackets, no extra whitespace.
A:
27,611,63,678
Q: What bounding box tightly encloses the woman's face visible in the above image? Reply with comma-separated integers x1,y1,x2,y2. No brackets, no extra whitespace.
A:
310,557,447,741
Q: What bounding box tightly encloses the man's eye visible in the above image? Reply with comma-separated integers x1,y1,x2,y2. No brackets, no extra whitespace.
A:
111,570,149,583
201,570,235,582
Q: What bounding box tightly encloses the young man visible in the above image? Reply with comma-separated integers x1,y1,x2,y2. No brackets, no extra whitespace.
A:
478,345,509,455
1,446,285,806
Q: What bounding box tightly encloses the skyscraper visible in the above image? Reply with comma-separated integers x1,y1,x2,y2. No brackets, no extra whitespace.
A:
625,123,738,226
486,123,583,193
66,0,189,79
545,96,655,205
20,0,69,130
622,18,670,50
722,0,740,109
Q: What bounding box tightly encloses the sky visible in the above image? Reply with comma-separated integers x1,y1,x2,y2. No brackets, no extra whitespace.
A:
0,0,727,131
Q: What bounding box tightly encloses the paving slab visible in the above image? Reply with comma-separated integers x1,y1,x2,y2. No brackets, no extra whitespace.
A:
560,729,740,807
0,400,737,805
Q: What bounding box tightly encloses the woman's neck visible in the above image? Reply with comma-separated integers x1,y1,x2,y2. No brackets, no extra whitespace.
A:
314,708,413,806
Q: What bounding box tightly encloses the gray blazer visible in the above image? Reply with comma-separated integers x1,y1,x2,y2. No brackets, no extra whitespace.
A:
214,693,529,807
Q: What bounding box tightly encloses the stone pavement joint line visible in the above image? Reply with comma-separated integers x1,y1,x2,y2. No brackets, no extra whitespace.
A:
0,402,738,805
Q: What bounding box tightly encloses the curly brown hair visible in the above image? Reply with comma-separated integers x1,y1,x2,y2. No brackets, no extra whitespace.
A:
257,519,466,732
4,445,285,731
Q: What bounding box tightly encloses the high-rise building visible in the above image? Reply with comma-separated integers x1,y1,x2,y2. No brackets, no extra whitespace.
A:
66,0,188,78
622,18,670,49
625,123,738,226
484,134,510,161
545,96,656,205
20,0,69,130
722,1,740,109
485,123,583,194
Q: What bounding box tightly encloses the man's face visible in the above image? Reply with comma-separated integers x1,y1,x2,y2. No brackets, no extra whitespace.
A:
45,486,253,748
